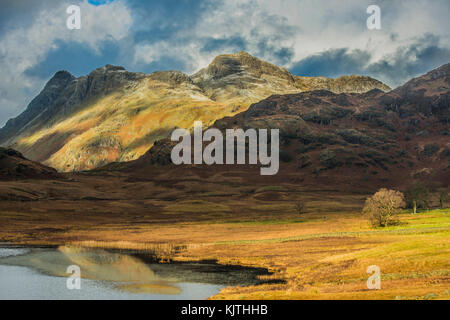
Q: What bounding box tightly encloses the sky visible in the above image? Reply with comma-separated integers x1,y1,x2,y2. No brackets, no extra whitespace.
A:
0,0,449,127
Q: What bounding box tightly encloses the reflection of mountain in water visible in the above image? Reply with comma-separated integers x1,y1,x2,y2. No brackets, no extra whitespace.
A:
0,246,273,294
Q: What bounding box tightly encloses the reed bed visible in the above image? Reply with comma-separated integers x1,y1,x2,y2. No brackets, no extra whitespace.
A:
68,240,205,260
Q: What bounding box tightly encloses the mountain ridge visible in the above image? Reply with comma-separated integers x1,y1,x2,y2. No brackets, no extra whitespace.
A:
128,62,449,189
1,51,391,172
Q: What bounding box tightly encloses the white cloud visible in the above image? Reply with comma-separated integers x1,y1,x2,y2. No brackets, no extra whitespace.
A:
0,0,132,126
131,0,450,76
1,0,449,126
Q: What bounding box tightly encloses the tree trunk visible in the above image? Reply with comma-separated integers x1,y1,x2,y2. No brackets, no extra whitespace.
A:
413,200,417,214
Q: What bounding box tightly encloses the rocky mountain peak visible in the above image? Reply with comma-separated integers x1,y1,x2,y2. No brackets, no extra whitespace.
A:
1,51,397,172
192,51,294,83
82,64,145,98
104,64,126,71
149,70,194,85
44,70,75,91
49,70,75,82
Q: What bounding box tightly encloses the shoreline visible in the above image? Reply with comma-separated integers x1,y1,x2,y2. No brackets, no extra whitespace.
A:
1,208,449,300
0,243,275,299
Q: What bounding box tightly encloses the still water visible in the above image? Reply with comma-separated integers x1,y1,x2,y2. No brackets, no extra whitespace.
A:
0,247,226,300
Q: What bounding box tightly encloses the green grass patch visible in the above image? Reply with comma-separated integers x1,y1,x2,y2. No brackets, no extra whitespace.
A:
214,226,450,245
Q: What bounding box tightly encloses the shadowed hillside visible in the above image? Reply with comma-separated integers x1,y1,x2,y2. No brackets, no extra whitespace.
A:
129,63,450,189
0,147,60,181
0,52,390,172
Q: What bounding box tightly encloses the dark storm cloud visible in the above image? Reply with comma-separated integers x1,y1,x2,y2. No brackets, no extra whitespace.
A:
128,0,213,40
201,36,248,53
366,35,450,86
290,49,370,78
24,40,122,79
290,35,450,88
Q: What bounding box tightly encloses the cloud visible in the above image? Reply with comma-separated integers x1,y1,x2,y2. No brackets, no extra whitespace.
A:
366,35,450,86
131,0,298,73
290,49,371,78
201,36,248,54
0,0,132,126
24,39,122,79
290,34,450,87
0,0,62,36
88,0,116,6
129,0,450,79
0,0,449,126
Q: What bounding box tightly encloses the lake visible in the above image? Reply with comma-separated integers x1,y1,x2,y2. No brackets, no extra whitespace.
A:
0,246,266,300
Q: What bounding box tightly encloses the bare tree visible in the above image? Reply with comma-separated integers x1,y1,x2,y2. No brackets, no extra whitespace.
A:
363,189,406,227
404,182,429,214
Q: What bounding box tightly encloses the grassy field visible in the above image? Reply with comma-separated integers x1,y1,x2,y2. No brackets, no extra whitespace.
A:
0,176,448,300
164,209,448,300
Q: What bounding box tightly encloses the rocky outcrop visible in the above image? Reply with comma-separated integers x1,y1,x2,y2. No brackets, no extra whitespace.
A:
294,75,391,94
192,52,390,102
139,62,449,188
0,52,391,172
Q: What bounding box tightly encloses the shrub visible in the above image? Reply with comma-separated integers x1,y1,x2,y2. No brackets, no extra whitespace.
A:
303,106,352,125
359,148,392,169
336,129,378,147
319,149,342,169
363,189,405,227
404,182,430,214
421,144,440,157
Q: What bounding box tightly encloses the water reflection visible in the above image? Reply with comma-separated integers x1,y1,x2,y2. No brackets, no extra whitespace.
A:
0,245,272,300
0,246,223,299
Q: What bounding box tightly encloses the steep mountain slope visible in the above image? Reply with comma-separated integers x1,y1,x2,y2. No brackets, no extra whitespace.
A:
135,63,450,189
0,52,390,172
0,147,60,180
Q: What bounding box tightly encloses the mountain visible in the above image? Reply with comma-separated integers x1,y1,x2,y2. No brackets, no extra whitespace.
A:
132,63,450,189
0,52,390,172
0,147,60,180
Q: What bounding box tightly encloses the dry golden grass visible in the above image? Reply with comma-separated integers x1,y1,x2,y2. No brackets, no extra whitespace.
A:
0,174,448,300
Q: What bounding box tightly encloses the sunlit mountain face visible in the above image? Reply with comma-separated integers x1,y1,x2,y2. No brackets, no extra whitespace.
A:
0,0,449,303
0,52,389,172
